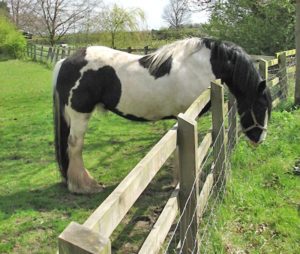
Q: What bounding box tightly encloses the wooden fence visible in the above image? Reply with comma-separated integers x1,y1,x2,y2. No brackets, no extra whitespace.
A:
55,49,296,254
26,44,156,65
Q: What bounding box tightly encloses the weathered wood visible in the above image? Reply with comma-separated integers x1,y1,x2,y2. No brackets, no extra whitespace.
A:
211,80,227,188
183,89,210,120
228,92,238,153
83,126,177,237
58,222,111,254
268,77,280,88
33,44,37,61
47,47,52,61
287,66,296,74
267,58,278,67
138,185,179,254
278,53,288,99
276,49,296,58
197,133,212,172
259,59,269,81
40,46,44,61
197,173,214,218
55,48,60,63
272,97,281,108
177,113,199,254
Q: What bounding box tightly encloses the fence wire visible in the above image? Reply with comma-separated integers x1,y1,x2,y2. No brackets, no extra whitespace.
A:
161,55,296,254
162,99,238,254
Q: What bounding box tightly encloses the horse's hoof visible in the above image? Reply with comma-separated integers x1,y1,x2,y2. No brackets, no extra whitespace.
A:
68,180,104,194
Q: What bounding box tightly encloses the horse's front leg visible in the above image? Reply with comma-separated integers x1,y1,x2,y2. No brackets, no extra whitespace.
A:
66,107,103,194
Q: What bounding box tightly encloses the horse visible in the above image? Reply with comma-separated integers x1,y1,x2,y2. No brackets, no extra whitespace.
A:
53,37,272,194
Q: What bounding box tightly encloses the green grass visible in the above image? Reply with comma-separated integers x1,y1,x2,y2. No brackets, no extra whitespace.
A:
201,105,300,253
0,60,299,253
0,60,175,253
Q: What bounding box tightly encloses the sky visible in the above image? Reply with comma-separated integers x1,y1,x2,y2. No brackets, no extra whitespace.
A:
104,0,209,29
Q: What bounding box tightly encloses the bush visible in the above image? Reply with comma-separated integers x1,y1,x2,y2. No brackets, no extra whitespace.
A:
0,16,26,58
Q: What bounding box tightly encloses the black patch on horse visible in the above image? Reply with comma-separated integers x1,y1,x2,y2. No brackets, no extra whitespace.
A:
71,66,122,113
56,48,88,106
139,54,173,79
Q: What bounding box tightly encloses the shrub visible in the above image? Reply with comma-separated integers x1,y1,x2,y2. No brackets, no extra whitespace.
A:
0,16,26,58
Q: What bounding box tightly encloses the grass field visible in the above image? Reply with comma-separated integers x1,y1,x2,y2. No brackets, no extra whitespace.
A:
0,60,299,253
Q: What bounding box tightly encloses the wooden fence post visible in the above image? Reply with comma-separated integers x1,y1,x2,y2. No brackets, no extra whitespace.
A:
211,80,227,188
259,59,269,82
144,46,149,55
47,47,52,62
33,44,37,61
55,48,60,63
278,53,288,99
58,222,111,254
61,49,66,59
227,92,238,154
40,46,44,62
177,113,199,254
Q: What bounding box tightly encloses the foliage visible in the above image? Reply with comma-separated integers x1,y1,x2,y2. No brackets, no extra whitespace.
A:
100,4,146,48
202,106,300,253
0,1,9,17
0,16,26,59
203,0,296,54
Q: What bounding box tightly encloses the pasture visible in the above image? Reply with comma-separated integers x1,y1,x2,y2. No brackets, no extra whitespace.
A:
0,60,299,253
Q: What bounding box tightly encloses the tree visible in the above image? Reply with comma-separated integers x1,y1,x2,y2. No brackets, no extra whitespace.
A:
203,0,295,54
32,0,101,46
162,0,191,29
0,1,10,17
0,15,26,58
100,4,146,48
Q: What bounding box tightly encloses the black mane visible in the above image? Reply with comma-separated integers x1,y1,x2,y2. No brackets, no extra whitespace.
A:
203,38,262,101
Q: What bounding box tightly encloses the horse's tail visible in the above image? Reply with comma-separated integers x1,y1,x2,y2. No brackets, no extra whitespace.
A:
53,59,69,182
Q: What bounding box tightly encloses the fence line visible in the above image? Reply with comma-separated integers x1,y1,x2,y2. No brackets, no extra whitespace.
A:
56,48,296,254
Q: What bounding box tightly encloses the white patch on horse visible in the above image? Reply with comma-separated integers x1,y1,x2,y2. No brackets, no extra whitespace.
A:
115,39,215,120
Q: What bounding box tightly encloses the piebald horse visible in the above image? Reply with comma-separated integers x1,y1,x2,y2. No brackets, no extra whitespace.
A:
53,38,272,194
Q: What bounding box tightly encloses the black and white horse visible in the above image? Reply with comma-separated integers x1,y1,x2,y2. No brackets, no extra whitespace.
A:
53,38,272,193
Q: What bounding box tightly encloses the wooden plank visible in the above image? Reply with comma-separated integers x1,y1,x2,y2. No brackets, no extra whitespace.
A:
272,97,281,108
276,49,296,58
211,80,227,189
197,173,214,218
177,113,199,254
278,53,288,99
83,126,177,237
287,66,296,74
259,59,268,81
268,77,279,88
138,184,179,254
183,89,210,120
267,58,278,67
227,92,238,153
58,222,111,254
197,133,212,172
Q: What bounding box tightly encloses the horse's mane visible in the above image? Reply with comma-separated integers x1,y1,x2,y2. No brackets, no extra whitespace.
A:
204,38,262,100
139,38,203,78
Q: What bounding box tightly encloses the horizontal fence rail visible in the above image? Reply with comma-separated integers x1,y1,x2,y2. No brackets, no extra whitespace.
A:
56,48,297,254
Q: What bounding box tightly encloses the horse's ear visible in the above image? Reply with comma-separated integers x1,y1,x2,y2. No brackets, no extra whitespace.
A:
258,80,266,94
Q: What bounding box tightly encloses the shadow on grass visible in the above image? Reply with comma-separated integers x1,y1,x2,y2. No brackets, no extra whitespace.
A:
0,182,118,217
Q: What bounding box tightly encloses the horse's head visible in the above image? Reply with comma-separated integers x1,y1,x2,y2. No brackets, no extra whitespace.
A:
237,80,272,145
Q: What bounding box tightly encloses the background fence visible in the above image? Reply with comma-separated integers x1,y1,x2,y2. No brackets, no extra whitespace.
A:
25,44,157,65
53,47,296,254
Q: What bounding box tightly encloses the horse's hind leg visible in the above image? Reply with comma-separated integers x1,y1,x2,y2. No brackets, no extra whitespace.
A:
66,106,103,194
